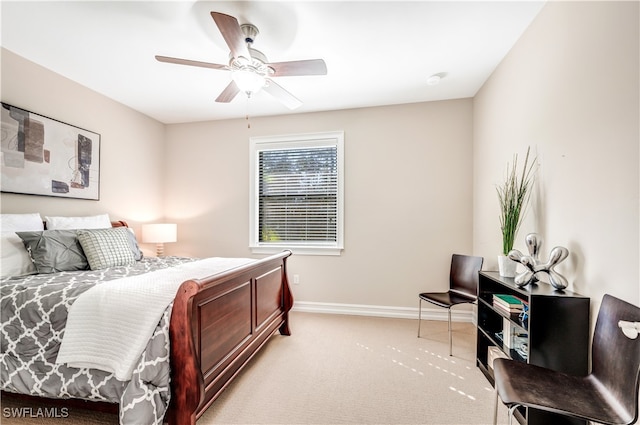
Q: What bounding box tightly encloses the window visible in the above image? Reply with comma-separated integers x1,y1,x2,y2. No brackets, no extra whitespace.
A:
250,131,344,255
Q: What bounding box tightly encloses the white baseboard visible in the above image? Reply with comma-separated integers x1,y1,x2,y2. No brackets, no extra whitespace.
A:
292,301,476,324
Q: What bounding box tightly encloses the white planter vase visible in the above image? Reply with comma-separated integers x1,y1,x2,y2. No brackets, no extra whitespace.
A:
498,255,517,278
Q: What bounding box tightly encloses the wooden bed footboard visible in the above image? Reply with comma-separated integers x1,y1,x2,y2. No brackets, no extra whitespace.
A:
167,250,294,425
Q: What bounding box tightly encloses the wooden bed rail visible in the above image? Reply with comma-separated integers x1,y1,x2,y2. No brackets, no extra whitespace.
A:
167,250,293,425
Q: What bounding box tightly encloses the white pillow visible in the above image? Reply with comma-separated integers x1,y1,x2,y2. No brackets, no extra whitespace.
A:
0,213,44,232
45,214,111,230
1,232,36,277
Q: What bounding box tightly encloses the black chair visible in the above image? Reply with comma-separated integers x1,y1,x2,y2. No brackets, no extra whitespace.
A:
493,294,640,425
417,254,484,356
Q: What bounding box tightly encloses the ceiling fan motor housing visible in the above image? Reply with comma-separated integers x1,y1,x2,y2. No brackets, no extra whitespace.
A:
229,48,271,75
229,23,271,75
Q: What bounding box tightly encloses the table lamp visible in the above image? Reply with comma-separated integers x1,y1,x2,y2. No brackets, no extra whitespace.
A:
142,223,177,257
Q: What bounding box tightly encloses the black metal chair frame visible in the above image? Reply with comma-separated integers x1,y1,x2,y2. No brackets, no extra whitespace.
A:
492,294,640,425
417,254,484,356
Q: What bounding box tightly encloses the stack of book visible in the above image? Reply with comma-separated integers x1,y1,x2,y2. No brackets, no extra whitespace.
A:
493,294,526,314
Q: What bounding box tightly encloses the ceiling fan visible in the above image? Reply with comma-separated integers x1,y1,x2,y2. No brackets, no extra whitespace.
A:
156,11,327,109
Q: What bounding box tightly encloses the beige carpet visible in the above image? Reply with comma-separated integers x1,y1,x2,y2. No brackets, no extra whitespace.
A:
1,312,510,424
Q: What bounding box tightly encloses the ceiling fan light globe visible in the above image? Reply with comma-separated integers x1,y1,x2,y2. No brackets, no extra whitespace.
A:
232,69,266,93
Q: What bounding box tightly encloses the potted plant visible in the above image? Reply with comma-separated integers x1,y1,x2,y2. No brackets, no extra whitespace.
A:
496,146,536,277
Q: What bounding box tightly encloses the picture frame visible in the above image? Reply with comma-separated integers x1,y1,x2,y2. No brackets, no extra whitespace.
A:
0,103,100,200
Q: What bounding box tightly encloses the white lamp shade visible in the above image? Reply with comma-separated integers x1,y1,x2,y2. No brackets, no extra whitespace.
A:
142,223,177,244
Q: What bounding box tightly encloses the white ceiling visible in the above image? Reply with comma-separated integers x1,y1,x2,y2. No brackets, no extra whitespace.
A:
1,1,546,124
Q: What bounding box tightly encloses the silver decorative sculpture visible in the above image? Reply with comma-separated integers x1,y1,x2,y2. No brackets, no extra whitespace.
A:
507,233,569,290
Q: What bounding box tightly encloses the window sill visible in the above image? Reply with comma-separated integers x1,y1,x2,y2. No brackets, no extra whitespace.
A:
250,245,343,256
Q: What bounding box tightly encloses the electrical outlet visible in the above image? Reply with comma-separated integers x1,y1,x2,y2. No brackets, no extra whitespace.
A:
293,274,300,284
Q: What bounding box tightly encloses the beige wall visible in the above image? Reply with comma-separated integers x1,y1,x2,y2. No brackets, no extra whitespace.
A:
164,100,475,308
0,48,167,255
473,1,640,309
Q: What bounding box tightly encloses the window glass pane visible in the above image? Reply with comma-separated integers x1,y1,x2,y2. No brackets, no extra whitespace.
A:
258,146,337,243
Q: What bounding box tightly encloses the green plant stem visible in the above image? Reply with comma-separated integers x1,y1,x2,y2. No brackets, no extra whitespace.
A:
497,147,536,255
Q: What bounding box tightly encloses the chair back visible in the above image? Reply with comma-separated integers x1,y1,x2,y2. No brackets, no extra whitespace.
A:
449,254,484,299
591,294,640,425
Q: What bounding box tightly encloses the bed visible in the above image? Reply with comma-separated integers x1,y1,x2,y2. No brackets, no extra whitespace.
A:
0,215,293,425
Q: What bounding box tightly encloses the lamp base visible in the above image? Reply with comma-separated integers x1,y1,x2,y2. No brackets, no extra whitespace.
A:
156,243,165,257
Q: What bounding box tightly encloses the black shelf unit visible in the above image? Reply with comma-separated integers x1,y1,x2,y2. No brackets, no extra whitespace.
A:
476,271,590,425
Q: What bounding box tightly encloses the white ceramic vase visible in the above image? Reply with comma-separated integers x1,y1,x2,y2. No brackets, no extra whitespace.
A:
498,255,517,278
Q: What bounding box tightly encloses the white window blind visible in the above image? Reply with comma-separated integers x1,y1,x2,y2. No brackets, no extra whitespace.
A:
250,132,344,255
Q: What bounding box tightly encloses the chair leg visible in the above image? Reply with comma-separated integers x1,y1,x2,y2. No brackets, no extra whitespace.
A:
493,388,499,425
448,308,452,356
417,298,422,337
507,405,519,425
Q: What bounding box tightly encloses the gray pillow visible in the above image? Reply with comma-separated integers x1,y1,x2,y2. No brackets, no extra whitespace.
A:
123,228,144,261
77,228,136,270
16,230,88,274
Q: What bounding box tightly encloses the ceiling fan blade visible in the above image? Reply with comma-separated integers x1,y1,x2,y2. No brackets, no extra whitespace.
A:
210,12,251,61
263,79,302,110
155,55,227,71
268,59,327,77
215,80,241,103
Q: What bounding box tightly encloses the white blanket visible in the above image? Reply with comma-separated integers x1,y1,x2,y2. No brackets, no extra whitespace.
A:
56,257,254,381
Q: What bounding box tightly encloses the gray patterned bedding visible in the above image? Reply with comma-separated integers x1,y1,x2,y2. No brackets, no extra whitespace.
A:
0,256,199,425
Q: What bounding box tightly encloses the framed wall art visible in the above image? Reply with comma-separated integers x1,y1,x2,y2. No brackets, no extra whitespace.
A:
1,103,100,200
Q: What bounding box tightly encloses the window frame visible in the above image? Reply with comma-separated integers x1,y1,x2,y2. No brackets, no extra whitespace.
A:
249,131,344,256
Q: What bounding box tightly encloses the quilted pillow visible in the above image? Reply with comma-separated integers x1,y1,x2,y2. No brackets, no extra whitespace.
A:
77,228,136,270
16,230,89,274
